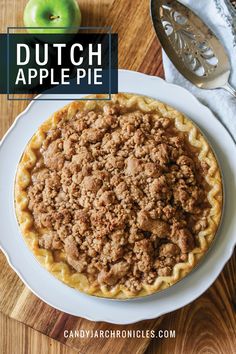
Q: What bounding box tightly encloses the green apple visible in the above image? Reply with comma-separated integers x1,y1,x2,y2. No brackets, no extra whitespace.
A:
24,0,81,34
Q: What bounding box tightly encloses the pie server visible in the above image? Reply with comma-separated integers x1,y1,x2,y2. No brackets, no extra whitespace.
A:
150,0,236,97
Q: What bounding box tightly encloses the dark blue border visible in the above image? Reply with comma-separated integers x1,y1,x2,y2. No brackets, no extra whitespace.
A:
7,27,113,101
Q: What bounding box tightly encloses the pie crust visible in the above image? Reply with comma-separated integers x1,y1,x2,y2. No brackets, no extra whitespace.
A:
14,93,223,299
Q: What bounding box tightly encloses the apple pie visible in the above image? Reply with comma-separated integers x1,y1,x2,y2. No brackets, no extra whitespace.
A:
14,93,223,298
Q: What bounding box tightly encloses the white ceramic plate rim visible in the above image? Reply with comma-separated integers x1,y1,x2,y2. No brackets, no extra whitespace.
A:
0,69,235,324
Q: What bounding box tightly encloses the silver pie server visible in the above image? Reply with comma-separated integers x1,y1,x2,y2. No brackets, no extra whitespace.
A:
150,0,236,97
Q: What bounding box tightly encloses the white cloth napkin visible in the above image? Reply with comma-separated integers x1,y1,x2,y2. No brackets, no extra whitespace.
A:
162,0,236,141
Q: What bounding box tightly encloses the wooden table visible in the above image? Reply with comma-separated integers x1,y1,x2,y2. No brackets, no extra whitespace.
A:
0,0,235,353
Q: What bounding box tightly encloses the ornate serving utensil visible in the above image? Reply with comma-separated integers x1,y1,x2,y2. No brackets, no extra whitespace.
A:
228,0,236,10
150,0,236,97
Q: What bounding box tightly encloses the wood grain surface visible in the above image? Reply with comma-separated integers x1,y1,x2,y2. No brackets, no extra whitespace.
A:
0,312,77,354
0,0,235,353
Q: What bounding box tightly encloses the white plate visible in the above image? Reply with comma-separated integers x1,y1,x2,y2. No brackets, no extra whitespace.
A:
0,70,235,324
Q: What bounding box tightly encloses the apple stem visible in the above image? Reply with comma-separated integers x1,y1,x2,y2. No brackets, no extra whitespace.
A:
49,15,60,20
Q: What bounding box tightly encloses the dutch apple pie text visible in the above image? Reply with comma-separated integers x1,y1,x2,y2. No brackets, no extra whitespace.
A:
15,43,103,86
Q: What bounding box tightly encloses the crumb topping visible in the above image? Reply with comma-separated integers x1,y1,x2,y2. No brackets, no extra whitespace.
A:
27,103,210,294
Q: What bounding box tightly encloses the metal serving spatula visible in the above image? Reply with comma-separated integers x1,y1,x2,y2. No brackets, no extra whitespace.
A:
150,0,236,97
